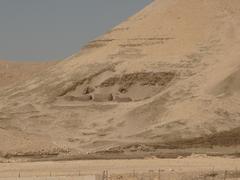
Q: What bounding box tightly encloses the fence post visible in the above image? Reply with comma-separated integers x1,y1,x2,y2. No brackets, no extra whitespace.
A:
102,170,106,180
212,167,215,180
235,168,239,178
106,170,109,180
223,170,227,180
133,169,136,177
158,169,161,180
149,170,153,180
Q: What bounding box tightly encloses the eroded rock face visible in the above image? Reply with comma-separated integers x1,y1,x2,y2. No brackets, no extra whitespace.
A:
100,72,175,88
61,72,175,102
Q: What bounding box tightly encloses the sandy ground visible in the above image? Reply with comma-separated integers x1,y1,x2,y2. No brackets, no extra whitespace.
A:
0,176,96,180
0,157,240,178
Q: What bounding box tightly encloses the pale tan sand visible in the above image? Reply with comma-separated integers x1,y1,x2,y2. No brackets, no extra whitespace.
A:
0,157,240,179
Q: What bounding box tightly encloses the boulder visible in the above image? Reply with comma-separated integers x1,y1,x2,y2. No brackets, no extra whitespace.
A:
82,86,95,94
118,87,128,94
93,93,113,102
115,95,132,102
64,95,92,101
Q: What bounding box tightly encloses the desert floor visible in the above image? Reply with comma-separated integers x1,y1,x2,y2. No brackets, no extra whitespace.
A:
0,157,240,179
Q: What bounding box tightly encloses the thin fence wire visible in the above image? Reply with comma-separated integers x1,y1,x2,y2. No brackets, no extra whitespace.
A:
0,169,240,180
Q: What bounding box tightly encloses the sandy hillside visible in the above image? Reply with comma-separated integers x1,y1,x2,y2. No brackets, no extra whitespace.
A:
0,0,240,159
0,60,56,88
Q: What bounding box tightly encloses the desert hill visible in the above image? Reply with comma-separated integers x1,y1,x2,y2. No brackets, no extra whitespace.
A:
0,0,240,160
0,60,56,88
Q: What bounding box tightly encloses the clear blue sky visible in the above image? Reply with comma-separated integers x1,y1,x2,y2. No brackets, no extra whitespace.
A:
0,0,151,61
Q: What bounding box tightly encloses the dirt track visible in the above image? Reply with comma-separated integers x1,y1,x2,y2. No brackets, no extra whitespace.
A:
0,157,240,178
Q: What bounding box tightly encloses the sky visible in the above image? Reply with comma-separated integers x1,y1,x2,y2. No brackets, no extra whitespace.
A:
0,0,151,61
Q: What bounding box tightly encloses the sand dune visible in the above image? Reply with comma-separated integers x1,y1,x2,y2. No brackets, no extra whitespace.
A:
0,0,240,160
